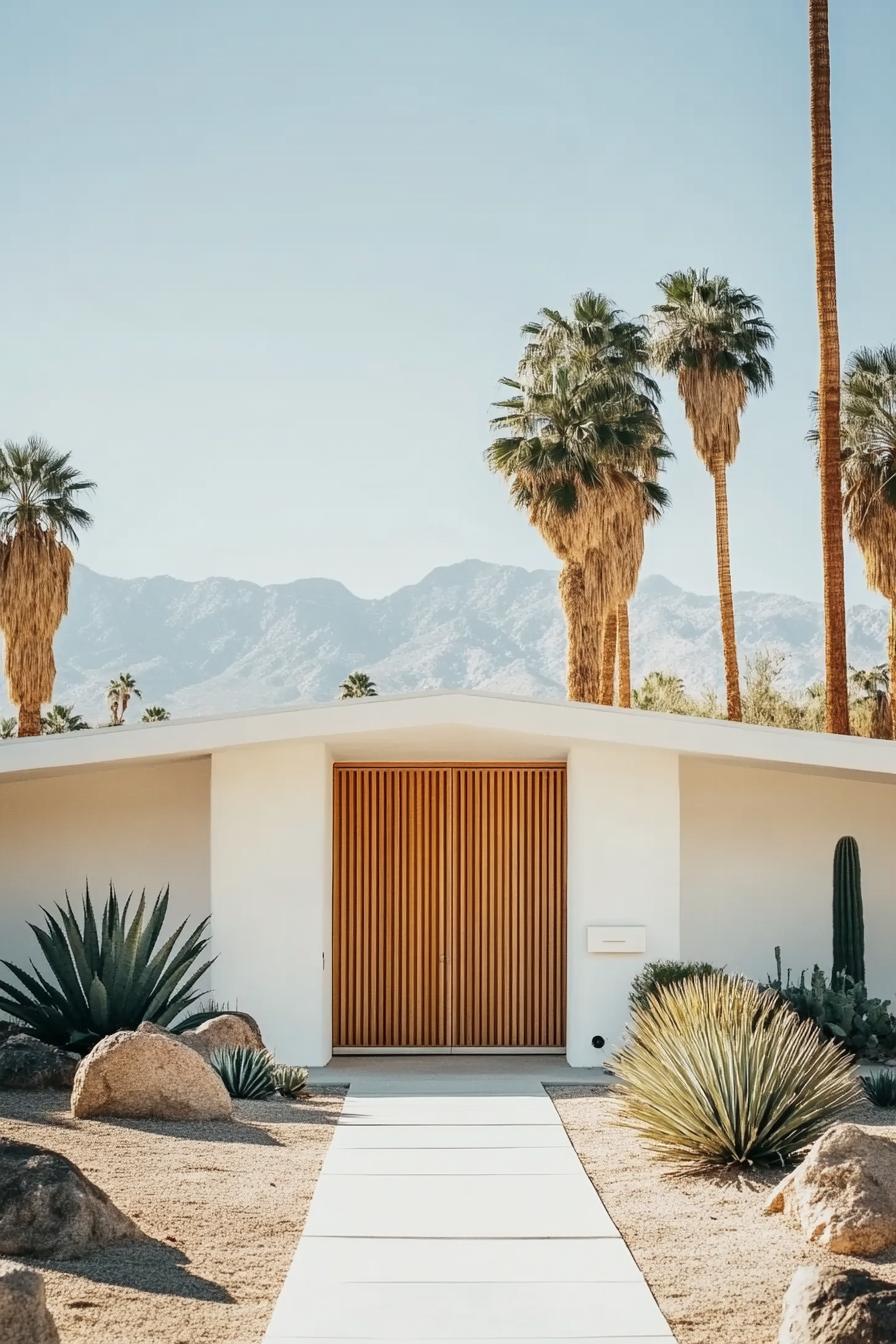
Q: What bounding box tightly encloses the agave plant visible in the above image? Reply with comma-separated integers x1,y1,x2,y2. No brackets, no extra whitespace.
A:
211,1045,277,1100
273,1064,309,1098
0,883,214,1051
863,1069,896,1108
614,973,860,1168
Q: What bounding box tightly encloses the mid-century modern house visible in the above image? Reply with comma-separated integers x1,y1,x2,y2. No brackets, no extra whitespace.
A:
0,690,894,1067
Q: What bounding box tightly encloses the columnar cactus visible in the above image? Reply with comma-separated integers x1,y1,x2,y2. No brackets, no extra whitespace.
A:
833,835,865,986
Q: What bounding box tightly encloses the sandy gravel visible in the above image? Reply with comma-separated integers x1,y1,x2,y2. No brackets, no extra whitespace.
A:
0,1086,344,1344
550,1086,896,1344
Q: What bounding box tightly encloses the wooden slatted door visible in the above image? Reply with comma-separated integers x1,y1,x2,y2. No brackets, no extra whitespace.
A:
332,763,566,1050
332,766,450,1048
452,766,566,1049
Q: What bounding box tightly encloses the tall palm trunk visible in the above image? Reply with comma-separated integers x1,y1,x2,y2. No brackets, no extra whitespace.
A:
711,456,742,720
616,602,631,708
599,608,618,706
809,0,849,735
558,562,591,702
17,705,41,737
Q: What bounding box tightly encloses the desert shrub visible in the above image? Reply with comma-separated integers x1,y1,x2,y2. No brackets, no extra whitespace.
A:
211,1045,277,1099
862,1070,896,1108
0,883,213,1053
614,973,860,1167
628,959,721,1010
768,948,896,1060
273,1064,309,1097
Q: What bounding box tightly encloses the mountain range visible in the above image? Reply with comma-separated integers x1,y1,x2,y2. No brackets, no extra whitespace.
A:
2,561,889,722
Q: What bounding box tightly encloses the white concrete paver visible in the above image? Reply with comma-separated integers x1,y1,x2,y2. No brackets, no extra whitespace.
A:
264,1058,674,1342
329,1122,570,1149
323,1144,584,1174
304,1172,619,1238
278,1237,645,1284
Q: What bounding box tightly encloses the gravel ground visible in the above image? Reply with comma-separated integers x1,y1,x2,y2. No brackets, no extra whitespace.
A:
0,1086,344,1344
549,1086,896,1344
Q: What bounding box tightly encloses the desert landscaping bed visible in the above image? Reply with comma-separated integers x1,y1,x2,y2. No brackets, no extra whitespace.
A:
550,1085,896,1344
0,1085,344,1344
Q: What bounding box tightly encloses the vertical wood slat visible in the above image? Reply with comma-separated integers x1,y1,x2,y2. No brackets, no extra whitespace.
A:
332,763,566,1049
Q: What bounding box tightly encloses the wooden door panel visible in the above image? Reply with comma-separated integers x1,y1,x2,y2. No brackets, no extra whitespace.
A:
332,765,449,1047
332,763,565,1050
451,766,566,1048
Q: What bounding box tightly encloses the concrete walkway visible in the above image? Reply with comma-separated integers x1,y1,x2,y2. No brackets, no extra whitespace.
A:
264,1058,674,1343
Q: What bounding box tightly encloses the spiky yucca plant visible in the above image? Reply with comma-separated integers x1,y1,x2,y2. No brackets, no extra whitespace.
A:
614,974,860,1168
863,1070,896,1108
273,1064,309,1097
0,883,213,1052
211,1045,277,1100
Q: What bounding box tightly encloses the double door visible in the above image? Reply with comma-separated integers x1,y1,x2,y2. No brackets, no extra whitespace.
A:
332,763,566,1050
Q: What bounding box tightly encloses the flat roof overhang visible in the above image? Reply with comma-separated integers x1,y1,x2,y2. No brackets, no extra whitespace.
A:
0,690,894,788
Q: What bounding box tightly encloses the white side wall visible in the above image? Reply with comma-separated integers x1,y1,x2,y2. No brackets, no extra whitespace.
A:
680,758,896,996
566,743,680,1065
0,759,210,973
209,740,331,1065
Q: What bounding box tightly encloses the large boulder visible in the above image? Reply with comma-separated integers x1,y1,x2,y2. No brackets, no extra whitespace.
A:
778,1265,896,1343
0,1035,78,1090
179,1012,265,1059
71,1021,232,1121
765,1123,896,1255
0,1022,32,1045
0,1262,59,1344
0,1139,141,1259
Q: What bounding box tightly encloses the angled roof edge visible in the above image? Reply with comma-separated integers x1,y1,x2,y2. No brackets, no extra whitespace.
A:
0,689,893,782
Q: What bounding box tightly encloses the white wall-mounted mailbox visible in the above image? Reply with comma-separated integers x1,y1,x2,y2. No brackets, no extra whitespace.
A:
586,925,646,954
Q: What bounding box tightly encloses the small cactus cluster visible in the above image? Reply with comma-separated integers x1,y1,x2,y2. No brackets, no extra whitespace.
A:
210,1047,309,1101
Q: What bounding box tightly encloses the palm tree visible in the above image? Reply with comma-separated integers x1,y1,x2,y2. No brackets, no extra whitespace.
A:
502,293,669,704
41,704,89,734
106,672,141,726
339,671,378,699
651,270,774,721
633,671,692,714
847,664,887,699
837,347,896,730
519,291,661,408
848,664,891,740
0,438,95,737
488,365,668,702
809,0,849,735
0,715,17,739
142,705,171,722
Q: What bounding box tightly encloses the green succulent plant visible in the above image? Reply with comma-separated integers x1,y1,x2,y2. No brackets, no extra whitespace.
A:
768,947,896,1059
862,1069,896,1108
211,1045,277,1100
614,973,860,1168
273,1064,309,1098
0,883,214,1052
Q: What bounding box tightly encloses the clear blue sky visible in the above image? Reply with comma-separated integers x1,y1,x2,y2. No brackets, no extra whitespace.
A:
2,1,894,604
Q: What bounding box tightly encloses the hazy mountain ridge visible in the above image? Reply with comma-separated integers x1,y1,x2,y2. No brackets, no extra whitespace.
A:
5,561,888,722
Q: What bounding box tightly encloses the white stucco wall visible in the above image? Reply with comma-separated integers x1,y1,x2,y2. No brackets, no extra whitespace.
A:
680,758,896,997
566,743,680,1065
209,740,331,1065
0,758,210,974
